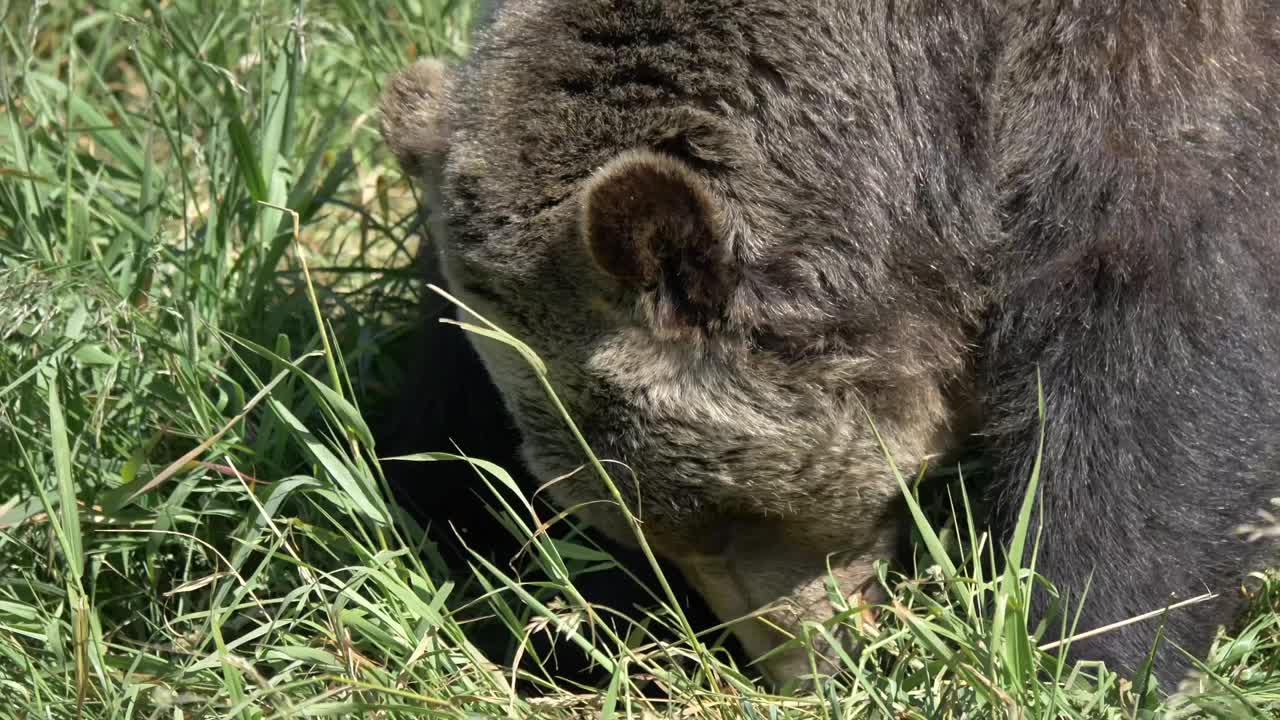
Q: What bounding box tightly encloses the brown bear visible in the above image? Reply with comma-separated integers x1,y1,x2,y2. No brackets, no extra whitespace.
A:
380,0,1280,690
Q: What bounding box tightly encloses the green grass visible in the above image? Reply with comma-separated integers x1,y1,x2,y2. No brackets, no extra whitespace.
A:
1,2,1279,717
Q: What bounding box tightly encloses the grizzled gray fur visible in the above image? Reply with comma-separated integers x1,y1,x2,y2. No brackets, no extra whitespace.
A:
381,0,1280,690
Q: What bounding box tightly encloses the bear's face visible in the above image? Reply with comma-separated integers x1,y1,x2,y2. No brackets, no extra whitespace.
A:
380,0,989,683
436,138,932,682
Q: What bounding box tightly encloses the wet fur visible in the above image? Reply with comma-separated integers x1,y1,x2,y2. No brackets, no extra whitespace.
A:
381,0,1280,690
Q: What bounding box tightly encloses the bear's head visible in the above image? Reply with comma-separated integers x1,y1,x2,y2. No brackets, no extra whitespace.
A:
379,3,985,684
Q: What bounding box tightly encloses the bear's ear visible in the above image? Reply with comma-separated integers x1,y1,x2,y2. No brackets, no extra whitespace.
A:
380,58,450,181
580,150,737,328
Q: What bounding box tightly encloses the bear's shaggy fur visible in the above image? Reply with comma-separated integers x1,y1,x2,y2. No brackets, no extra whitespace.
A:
381,0,1280,689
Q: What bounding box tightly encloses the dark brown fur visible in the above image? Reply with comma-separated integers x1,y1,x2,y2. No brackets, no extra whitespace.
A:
381,0,1280,690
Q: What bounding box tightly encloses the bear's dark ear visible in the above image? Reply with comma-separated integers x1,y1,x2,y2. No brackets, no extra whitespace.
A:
380,58,450,181
580,150,736,327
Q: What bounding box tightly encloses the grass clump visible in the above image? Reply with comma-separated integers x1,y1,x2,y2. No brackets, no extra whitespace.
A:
1,1,1278,717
